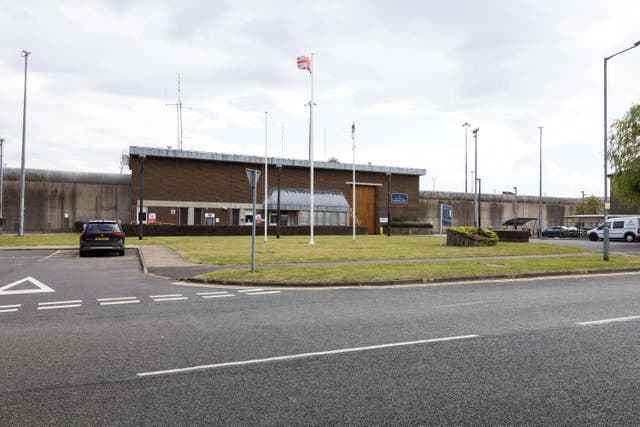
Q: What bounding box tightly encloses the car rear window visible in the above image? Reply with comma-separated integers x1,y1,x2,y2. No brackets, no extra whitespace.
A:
86,223,120,232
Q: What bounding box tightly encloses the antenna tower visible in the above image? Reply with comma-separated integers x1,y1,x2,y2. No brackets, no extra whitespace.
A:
166,73,188,150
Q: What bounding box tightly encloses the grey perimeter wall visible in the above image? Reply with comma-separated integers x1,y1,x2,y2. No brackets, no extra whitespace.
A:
421,191,580,231
2,168,131,233
0,168,578,233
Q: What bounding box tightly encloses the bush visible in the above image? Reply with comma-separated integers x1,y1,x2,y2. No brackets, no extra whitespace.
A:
447,226,499,244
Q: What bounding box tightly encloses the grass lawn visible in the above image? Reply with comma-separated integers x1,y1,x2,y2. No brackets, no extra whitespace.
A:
144,235,592,265
196,255,640,284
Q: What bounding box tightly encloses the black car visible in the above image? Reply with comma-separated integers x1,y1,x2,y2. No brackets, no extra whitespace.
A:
541,226,570,238
79,220,125,256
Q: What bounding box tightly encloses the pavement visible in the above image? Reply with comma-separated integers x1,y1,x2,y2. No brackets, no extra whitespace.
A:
3,241,640,286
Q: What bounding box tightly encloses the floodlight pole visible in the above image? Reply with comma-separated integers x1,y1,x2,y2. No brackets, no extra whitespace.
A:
0,138,4,234
513,186,518,230
276,164,282,239
387,172,391,237
18,50,30,237
264,111,268,243
472,127,479,227
462,122,471,192
538,126,543,237
138,155,146,240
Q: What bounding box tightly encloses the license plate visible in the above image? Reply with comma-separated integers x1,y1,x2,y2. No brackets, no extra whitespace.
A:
95,237,109,241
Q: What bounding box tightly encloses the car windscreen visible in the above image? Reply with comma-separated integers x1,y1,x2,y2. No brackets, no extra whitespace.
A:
86,223,120,232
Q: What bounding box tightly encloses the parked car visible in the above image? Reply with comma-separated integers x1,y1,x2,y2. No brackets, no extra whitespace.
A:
541,226,571,238
587,216,640,242
79,220,125,256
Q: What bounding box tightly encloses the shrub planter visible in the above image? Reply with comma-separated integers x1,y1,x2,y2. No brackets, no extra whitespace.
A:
446,226,499,247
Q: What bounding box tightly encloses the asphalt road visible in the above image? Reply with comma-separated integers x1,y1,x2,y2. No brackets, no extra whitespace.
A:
3,249,640,425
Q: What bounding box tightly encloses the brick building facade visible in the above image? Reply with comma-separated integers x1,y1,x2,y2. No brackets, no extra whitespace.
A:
129,146,426,234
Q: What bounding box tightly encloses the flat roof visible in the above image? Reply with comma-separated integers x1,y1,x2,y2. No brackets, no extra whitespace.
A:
129,146,426,176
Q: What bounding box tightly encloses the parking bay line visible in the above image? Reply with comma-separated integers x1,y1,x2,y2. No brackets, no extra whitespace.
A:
576,315,640,326
152,297,189,302
137,334,480,378
149,294,184,299
201,294,234,299
246,291,281,296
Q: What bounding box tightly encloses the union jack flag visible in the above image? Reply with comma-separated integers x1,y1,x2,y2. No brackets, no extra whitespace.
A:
297,55,312,73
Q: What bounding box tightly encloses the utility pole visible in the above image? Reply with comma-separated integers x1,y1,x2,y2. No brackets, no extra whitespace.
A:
0,138,4,234
18,50,30,237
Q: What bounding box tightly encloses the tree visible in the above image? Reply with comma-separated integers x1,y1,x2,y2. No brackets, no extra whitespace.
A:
574,195,603,215
609,103,640,206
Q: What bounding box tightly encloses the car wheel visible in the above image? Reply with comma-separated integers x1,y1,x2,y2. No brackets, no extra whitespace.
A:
118,250,125,256
588,233,598,241
79,250,86,257
624,233,635,242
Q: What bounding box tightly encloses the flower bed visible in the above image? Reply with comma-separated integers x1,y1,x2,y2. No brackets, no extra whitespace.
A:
446,226,499,247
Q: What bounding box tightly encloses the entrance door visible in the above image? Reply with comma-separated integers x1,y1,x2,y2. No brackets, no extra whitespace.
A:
232,209,240,225
355,186,377,235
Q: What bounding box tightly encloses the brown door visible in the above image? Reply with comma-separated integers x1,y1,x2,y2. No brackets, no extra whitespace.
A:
355,186,377,234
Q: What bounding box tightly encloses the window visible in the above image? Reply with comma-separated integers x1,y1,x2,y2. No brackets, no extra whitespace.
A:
612,221,624,229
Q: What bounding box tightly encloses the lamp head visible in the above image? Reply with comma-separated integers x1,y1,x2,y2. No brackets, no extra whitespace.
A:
634,40,640,47
471,127,479,134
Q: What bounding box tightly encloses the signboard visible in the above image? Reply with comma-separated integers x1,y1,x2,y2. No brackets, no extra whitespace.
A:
441,204,452,227
391,193,408,204
204,213,215,225
148,213,157,223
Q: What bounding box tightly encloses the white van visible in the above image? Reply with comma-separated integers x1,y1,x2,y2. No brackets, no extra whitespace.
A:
587,216,640,242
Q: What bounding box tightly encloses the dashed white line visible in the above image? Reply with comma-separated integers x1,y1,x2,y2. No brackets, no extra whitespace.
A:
137,334,480,378
152,297,189,302
196,291,230,296
97,297,138,302
201,294,234,299
237,289,264,293
150,294,184,299
39,300,82,305
246,291,281,296
100,299,140,306
0,304,21,313
576,315,640,326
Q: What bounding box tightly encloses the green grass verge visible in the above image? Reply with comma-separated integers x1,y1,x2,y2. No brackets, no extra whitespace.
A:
141,235,590,265
196,255,640,284
0,234,591,265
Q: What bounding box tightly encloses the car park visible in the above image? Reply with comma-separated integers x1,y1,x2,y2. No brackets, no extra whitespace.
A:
79,220,126,256
587,216,640,242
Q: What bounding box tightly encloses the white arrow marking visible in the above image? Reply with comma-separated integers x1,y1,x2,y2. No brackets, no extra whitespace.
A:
0,277,55,295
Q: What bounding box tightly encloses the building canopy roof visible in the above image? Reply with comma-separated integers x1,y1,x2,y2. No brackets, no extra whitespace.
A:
267,189,350,212
129,146,425,176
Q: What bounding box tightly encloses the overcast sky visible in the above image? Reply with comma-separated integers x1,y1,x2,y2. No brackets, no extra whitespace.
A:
1,0,639,197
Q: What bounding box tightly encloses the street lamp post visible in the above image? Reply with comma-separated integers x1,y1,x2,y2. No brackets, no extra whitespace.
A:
0,137,4,234
603,40,640,261
276,164,282,239
138,155,146,240
472,127,479,227
538,126,543,238
386,172,391,237
18,50,30,237
513,186,518,230
462,122,471,192
476,177,482,228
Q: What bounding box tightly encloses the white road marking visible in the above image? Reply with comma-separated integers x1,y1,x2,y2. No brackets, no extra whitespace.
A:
576,315,640,326
137,334,480,377
100,300,140,306
237,289,264,293
0,276,55,295
149,294,183,298
196,291,230,296
38,304,82,310
39,300,82,305
39,250,61,262
97,297,138,302
0,304,21,313
246,291,281,296
152,297,189,302
201,294,234,299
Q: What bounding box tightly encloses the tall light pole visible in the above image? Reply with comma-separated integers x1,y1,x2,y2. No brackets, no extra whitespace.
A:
476,177,482,228
0,137,4,234
138,155,146,240
462,122,471,192
538,126,543,238
18,50,30,237
472,127,479,227
264,111,268,243
603,40,640,260
513,186,518,230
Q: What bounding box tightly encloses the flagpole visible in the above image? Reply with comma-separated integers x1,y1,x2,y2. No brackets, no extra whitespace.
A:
308,53,315,245
352,122,356,243
264,111,268,243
